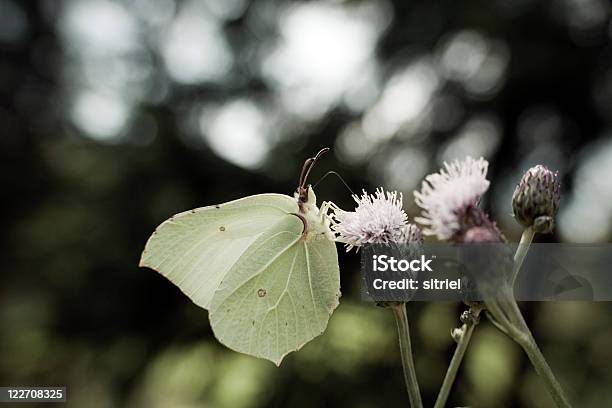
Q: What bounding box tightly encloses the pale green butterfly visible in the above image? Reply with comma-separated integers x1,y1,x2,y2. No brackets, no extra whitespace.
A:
139,148,340,365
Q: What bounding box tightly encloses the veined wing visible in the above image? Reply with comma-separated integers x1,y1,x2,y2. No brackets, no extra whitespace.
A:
139,194,299,310
209,215,341,365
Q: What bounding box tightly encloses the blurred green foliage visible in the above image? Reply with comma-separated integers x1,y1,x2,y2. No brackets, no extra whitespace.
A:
2,1,612,407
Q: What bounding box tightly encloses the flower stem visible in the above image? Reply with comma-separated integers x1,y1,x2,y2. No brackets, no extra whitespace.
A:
390,303,423,408
511,226,535,286
504,301,572,408
434,306,482,408
491,228,572,407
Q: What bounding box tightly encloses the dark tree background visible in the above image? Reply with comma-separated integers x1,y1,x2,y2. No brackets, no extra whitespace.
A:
2,0,612,407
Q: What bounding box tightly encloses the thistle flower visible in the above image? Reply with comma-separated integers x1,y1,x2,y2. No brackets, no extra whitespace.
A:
512,165,560,233
329,188,420,251
398,223,423,244
462,226,502,243
414,157,490,241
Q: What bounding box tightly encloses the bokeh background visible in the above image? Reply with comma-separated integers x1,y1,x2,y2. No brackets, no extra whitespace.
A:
2,0,612,407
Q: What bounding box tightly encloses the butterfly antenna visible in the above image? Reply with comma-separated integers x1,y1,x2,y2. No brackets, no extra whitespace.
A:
298,147,330,203
313,171,355,197
299,147,330,188
298,158,314,189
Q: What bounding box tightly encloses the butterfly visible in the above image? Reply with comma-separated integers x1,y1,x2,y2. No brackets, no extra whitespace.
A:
139,148,341,365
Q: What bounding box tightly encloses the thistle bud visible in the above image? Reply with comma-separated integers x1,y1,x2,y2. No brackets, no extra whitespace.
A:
512,165,560,233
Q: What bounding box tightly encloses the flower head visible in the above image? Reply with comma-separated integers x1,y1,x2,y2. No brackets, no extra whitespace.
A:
397,223,423,244
462,226,502,243
414,157,490,240
512,165,560,233
329,188,420,251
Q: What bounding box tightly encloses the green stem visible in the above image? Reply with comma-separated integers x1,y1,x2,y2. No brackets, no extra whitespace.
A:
485,310,510,336
390,303,423,408
484,298,513,329
434,307,482,408
505,301,572,408
511,226,535,286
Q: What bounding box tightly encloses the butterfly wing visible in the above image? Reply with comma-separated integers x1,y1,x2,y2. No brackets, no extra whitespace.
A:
139,194,299,310
140,191,341,365
209,216,340,365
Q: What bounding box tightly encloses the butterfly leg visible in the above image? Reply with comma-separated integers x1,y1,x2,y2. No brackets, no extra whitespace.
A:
319,200,332,216
319,201,337,241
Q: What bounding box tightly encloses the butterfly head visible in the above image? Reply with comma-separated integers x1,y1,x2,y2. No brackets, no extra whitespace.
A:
296,184,317,208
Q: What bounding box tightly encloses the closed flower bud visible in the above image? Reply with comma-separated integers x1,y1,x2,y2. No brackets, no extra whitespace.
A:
512,165,560,233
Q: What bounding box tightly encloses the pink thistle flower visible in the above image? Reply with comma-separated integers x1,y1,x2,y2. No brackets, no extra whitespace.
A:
329,188,420,251
414,157,490,240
